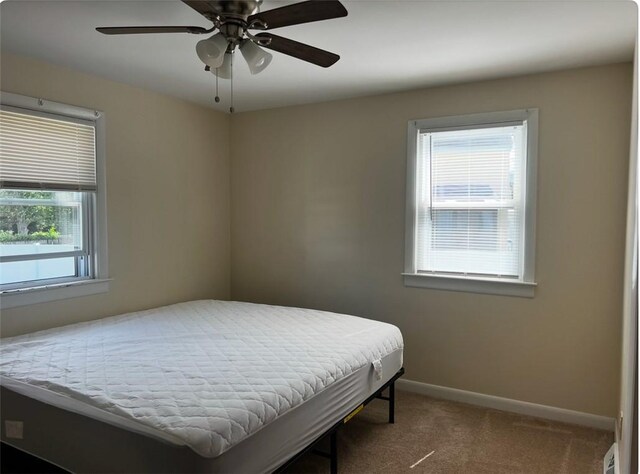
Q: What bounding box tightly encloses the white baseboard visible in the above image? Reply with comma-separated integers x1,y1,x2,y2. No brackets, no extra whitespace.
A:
397,378,615,432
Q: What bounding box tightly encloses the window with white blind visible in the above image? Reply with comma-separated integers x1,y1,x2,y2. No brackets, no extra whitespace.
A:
404,109,538,297
0,93,108,308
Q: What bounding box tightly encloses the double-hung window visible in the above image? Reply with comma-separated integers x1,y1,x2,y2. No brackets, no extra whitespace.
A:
0,93,108,308
404,109,538,297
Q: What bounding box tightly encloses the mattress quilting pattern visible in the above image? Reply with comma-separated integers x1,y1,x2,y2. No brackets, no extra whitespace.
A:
0,300,403,458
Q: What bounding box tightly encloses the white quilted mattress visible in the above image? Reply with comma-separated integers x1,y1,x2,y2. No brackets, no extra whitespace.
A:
0,300,403,459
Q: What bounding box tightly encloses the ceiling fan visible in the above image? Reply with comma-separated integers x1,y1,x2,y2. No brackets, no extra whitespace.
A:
96,0,348,75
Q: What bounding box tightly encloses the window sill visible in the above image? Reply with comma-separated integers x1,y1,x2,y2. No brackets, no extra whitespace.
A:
402,273,536,298
0,278,112,309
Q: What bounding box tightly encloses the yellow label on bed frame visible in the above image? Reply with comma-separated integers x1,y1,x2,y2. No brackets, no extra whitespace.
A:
343,404,364,424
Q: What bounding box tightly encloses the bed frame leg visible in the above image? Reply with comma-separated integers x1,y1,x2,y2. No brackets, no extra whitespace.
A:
330,430,338,474
389,381,395,424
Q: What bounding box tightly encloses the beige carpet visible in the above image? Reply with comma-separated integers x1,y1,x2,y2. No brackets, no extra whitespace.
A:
285,390,612,474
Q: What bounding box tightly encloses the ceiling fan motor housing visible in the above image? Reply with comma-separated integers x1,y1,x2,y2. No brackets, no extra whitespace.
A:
208,1,264,47
206,0,263,20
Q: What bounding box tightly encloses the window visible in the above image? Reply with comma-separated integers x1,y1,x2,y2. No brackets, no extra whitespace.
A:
404,109,538,297
0,93,108,308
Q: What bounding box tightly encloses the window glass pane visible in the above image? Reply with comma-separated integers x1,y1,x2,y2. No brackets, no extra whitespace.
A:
0,256,76,285
425,209,520,276
0,189,83,258
429,127,519,204
416,124,526,278
433,210,498,250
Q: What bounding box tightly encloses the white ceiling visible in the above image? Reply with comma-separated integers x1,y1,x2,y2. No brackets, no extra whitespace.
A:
0,1,636,113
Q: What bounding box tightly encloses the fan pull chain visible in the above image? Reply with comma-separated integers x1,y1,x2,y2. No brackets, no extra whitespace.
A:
214,70,220,103
205,65,221,104
229,54,234,114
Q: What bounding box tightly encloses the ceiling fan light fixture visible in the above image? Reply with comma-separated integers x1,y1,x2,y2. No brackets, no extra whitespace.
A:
240,39,273,75
212,52,233,79
196,33,228,68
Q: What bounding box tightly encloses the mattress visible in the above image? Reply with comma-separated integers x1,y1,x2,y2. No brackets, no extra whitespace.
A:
0,300,404,472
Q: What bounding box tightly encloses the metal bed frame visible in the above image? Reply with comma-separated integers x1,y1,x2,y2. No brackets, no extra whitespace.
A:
274,367,405,474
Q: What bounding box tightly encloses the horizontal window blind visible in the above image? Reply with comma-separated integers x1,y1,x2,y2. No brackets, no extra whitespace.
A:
416,124,526,279
0,108,97,191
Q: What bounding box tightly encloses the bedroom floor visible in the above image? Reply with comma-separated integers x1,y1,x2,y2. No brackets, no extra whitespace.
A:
286,390,612,474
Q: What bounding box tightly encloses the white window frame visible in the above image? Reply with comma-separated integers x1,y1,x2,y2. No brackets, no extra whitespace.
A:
0,92,110,309
403,109,538,298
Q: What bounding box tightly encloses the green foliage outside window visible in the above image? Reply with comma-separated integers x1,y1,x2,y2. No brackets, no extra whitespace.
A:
0,190,71,242
0,227,60,243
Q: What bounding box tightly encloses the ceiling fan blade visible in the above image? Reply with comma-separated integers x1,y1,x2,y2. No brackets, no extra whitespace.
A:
181,1,220,21
96,26,210,35
256,33,339,68
248,0,347,30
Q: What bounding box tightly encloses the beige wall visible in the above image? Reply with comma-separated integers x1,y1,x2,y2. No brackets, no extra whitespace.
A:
0,53,231,337
230,63,632,417
0,54,631,418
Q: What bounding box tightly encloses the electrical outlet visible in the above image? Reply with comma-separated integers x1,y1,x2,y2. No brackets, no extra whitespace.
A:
5,420,23,439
